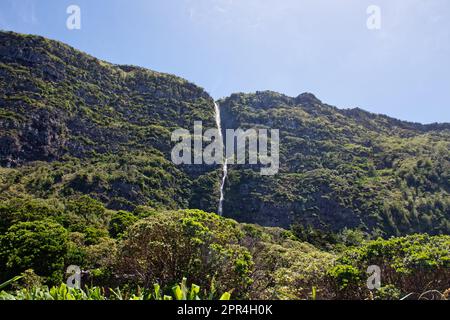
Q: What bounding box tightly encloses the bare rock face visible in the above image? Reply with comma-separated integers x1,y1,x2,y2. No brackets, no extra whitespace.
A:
0,108,67,167
20,109,67,163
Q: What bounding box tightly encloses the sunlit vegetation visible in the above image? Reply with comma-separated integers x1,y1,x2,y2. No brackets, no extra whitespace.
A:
0,197,448,300
219,91,450,237
0,31,449,300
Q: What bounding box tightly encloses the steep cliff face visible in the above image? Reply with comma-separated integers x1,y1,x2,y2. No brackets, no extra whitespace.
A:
218,91,450,236
0,31,220,212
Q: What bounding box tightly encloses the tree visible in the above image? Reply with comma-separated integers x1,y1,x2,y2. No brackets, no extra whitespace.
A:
0,198,63,233
63,196,110,234
116,210,253,298
0,219,68,284
108,210,138,239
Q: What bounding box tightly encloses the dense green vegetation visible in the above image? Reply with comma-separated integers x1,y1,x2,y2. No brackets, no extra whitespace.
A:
330,234,450,299
0,31,449,300
0,278,231,300
219,92,450,236
0,31,220,213
0,197,448,300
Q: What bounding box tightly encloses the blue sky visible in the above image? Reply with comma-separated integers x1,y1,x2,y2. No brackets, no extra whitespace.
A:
0,0,449,124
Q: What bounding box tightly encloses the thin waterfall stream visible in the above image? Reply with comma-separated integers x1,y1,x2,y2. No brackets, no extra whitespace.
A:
214,102,228,216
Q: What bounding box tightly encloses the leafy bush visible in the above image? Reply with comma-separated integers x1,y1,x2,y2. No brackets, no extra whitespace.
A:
0,219,69,284
64,196,110,232
0,278,231,301
116,209,253,298
373,285,402,300
326,265,362,298
329,234,450,299
108,210,138,238
0,198,63,233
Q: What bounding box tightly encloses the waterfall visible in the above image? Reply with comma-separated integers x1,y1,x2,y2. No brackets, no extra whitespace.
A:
214,102,228,216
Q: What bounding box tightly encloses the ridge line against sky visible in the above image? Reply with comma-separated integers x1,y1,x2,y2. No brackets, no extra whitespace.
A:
0,0,449,124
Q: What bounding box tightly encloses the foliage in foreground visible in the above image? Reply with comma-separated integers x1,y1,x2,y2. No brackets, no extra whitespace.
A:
327,234,450,299
0,196,449,300
0,278,231,301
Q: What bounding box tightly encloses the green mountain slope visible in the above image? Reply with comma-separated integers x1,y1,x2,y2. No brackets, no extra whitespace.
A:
0,31,449,237
219,91,450,236
0,31,220,212
0,32,449,300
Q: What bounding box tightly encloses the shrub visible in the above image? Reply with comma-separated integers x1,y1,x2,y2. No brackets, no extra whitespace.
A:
327,264,362,299
0,198,63,233
108,210,138,238
0,278,231,300
331,234,450,299
116,210,252,298
373,285,402,300
65,196,109,229
0,219,69,284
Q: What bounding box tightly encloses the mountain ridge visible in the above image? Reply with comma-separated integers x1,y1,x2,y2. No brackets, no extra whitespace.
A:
5,29,448,127
220,90,450,130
